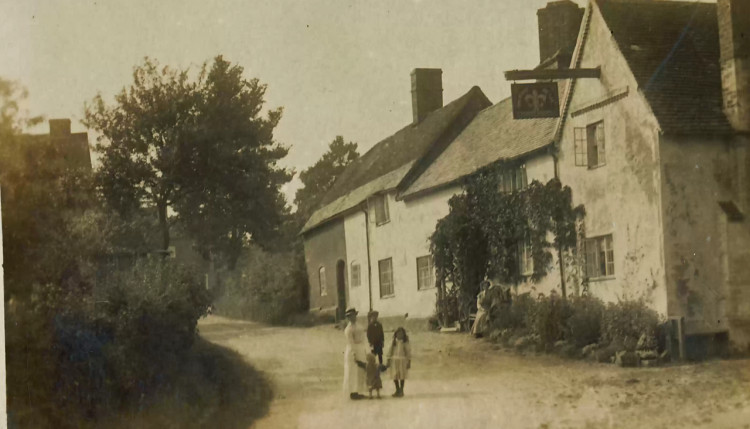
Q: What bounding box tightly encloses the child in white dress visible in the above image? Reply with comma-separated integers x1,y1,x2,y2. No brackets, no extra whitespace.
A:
386,327,411,397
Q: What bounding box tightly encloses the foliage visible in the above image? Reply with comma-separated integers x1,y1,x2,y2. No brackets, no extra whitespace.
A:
490,293,536,331
527,294,571,347
565,295,605,347
294,135,359,223
0,77,43,140
430,165,584,324
214,246,306,324
600,299,661,350
84,56,292,269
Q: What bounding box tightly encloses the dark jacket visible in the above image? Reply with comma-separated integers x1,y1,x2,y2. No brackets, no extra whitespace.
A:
367,321,385,347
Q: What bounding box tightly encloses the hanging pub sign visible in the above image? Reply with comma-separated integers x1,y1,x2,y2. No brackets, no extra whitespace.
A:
511,82,560,119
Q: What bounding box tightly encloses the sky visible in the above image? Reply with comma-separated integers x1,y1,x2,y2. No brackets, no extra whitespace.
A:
0,0,588,205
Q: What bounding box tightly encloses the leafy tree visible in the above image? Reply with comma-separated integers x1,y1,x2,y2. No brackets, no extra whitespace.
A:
294,135,359,223
85,56,292,269
84,58,198,250
175,56,292,270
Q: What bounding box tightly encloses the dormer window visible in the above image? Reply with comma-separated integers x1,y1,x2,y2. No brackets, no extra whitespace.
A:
373,194,390,225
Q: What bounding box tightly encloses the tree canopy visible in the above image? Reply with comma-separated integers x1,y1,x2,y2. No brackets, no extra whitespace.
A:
294,135,359,223
85,56,292,269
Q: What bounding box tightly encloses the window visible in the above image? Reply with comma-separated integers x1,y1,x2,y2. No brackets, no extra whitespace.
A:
518,236,534,276
318,266,327,296
350,262,361,287
574,121,606,168
585,235,615,279
498,164,528,193
416,255,434,290
373,194,390,225
378,258,394,297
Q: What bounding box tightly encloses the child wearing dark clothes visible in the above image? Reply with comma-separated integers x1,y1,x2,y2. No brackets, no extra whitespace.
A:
367,310,385,365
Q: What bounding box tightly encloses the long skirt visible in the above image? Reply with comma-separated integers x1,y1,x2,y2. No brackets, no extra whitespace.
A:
343,346,366,395
471,308,489,336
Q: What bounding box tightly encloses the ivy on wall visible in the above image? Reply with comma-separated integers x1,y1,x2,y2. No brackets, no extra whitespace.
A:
430,164,585,326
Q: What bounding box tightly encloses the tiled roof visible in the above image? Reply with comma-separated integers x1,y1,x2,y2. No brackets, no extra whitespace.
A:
302,86,490,234
400,97,557,199
597,0,732,135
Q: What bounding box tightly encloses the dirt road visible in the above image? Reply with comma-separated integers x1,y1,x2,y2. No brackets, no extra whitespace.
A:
199,315,750,429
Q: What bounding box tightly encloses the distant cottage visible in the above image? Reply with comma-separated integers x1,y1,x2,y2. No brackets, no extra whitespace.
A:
302,0,750,348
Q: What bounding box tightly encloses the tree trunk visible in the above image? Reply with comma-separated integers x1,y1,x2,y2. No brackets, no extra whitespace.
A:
157,202,170,251
558,243,567,299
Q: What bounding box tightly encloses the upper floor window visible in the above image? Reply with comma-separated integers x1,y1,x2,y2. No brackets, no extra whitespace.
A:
585,234,614,279
498,164,528,193
350,262,361,287
574,121,606,168
319,266,328,296
373,194,390,225
416,255,434,290
379,258,394,298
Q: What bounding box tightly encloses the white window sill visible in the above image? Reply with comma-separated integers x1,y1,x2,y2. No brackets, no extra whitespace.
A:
375,219,391,227
588,163,607,170
418,286,436,291
587,275,615,283
380,294,395,299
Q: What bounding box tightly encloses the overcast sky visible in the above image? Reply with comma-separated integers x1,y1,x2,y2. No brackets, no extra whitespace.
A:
1,0,587,204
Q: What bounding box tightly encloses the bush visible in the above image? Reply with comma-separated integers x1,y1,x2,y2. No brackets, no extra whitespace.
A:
600,299,661,351
566,295,605,347
527,295,571,347
490,293,536,331
214,247,306,324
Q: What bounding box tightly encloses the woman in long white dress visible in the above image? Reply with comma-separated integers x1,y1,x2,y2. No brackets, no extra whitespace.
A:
343,307,367,400
471,280,491,337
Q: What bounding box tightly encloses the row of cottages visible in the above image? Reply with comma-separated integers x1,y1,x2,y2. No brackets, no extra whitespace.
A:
302,0,750,347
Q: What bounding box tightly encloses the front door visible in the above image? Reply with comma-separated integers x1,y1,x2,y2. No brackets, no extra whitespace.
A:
337,260,347,320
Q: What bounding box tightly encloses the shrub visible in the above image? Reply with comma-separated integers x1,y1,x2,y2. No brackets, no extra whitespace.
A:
527,295,571,347
214,247,306,324
600,299,660,351
490,293,536,331
565,295,605,347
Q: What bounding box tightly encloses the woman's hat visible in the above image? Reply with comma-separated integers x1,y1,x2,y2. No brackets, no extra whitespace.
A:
345,307,358,317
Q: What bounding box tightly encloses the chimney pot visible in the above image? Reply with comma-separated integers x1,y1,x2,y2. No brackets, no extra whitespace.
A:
49,119,71,137
411,68,443,124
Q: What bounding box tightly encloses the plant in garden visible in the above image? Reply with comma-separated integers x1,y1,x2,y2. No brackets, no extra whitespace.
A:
600,299,661,350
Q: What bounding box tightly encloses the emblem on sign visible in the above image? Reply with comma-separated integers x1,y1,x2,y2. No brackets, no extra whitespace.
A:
511,82,560,119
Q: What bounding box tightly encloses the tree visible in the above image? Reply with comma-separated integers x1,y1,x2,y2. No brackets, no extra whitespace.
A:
84,58,198,251
85,57,292,269
294,135,359,223
175,56,292,269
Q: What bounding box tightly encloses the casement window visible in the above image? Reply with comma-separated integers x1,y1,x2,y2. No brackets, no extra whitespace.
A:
319,266,328,296
518,236,534,276
416,255,434,290
350,262,361,287
378,258,394,297
574,121,606,168
585,234,615,279
498,164,528,193
373,194,390,225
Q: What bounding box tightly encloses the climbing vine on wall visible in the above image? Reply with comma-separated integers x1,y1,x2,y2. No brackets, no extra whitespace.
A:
430,164,585,326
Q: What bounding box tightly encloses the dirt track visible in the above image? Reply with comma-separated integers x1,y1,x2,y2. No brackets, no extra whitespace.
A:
199,315,750,429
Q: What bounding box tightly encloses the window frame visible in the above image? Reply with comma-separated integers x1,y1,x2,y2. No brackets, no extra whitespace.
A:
585,234,615,280
498,163,528,193
378,257,395,298
318,266,328,296
350,261,361,288
373,194,390,226
518,236,534,277
574,121,606,169
416,255,435,291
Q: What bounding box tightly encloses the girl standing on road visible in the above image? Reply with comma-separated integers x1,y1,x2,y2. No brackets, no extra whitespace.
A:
386,327,411,397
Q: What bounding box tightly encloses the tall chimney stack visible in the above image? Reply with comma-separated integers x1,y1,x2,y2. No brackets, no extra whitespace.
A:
537,1,584,65
718,0,750,132
411,68,443,124
49,119,71,137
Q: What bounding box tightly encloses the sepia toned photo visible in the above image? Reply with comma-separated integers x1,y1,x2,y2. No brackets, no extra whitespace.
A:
1,0,749,428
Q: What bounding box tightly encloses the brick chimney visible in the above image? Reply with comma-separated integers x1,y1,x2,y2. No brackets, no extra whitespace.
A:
49,119,71,137
537,1,584,65
411,68,443,124
718,0,750,132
